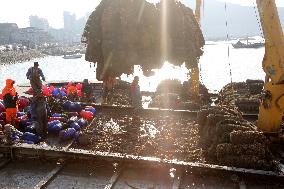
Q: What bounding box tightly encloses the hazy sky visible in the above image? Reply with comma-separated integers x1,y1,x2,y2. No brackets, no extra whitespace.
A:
0,0,283,29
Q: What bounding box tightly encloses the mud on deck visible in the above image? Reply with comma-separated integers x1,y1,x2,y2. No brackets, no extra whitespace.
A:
71,108,202,162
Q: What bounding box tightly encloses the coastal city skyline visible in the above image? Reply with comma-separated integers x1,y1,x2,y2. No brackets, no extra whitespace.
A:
1,0,284,29
0,0,99,29
1,0,284,41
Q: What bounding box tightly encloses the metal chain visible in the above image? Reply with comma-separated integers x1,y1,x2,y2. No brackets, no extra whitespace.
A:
253,1,264,40
199,0,205,85
224,2,233,90
203,0,205,18
199,57,204,85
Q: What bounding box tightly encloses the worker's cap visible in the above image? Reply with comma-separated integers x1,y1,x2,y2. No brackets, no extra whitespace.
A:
34,62,39,67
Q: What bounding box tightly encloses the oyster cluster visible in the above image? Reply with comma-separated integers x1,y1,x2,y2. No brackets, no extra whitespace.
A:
217,80,263,113
83,0,204,79
198,105,276,170
107,89,132,106
104,80,132,106
149,79,209,110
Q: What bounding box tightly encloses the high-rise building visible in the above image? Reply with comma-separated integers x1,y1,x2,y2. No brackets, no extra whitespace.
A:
63,11,88,42
29,16,50,30
63,11,76,31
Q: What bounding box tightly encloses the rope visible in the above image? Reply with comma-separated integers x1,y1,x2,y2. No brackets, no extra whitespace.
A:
224,2,233,89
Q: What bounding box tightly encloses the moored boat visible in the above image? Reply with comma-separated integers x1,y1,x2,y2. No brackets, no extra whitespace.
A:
232,40,264,49
63,54,82,59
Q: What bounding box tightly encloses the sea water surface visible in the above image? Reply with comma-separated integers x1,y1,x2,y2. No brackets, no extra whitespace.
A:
0,40,265,93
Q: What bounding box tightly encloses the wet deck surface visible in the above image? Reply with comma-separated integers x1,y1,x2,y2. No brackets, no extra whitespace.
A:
180,171,240,189
115,167,172,189
0,106,283,188
3,85,283,188
0,160,56,189
46,162,114,189
0,158,283,189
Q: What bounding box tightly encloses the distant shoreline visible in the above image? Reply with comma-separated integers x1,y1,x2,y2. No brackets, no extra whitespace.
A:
0,44,86,65
204,35,264,42
0,49,45,65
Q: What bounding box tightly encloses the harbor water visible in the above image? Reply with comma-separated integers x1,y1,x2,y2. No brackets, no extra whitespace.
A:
0,40,265,93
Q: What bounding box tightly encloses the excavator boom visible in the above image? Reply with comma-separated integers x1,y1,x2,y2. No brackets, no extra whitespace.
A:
256,0,284,134
194,0,284,134
257,0,284,83
191,0,202,101
195,0,202,23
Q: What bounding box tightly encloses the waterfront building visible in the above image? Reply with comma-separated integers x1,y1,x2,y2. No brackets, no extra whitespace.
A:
29,16,50,30
0,23,18,44
10,27,54,48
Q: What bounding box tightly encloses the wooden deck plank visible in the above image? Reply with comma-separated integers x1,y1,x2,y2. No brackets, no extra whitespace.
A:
33,161,65,189
0,159,10,169
239,181,246,189
104,167,123,189
2,144,283,180
172,169,184,189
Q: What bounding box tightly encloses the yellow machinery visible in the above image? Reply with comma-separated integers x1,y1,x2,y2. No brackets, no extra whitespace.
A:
195,0,284,135
256,0,284,134
191,0,202,102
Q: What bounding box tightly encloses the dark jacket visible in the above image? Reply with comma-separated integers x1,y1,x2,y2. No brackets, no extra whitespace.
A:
2,79,18,109
3,93,18,109
26,67,45,81
82,83,92,95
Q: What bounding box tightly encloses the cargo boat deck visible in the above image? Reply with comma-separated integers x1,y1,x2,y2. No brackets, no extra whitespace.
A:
0,105,283,188
0,158,283,189
4,82,282,188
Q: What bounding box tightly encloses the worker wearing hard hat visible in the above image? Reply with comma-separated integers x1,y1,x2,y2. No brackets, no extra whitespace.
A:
2,79,18,125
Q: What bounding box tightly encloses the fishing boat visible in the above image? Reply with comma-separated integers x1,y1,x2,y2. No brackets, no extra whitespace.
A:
62,54,82,59
232,40,264,49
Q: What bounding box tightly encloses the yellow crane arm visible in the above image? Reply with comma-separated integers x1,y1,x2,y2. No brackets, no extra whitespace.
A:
256,0,284,134
257,0,284,83
191,0,202,101
193,0,284,134
195,0,202,24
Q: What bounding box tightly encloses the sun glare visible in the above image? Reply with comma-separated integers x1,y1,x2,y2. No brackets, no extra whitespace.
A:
161,0,169,60
121,62,189,92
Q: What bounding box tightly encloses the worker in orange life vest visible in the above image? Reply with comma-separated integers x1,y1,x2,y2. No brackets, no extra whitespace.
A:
2,79,18,125
67,82,78,101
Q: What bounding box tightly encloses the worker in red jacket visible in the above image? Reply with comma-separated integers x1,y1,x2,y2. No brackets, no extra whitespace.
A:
2,79,18,124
